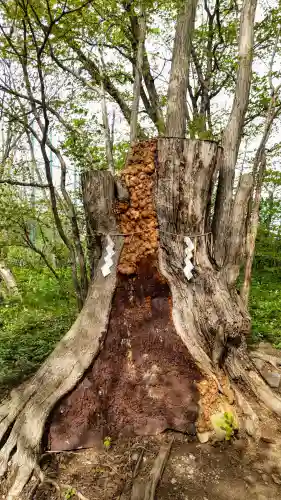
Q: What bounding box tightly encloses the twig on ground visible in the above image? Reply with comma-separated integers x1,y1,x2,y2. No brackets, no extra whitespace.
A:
133,448,145,479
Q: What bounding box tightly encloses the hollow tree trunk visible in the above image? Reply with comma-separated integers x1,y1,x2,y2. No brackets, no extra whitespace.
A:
1,139,281,499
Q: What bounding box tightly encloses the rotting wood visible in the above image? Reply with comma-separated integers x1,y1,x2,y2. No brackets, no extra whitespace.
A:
155,137,281,429
127,449,145,500
81,170,117,278
1,137,281,499
115,177,130,203
155,138,225,375
133,448,145,479
130,440,173,500
130,479,145,500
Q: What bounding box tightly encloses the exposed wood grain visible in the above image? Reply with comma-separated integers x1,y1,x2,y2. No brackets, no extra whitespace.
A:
155,138,225,375
143,439,173,500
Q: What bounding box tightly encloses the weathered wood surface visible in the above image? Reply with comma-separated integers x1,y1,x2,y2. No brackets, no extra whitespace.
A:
155,138,228,375
143,439,173,500
0,171,122,500
82,170,117,278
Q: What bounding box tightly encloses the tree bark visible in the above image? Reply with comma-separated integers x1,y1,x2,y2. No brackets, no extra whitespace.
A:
130,3,146,145
1,140,281,500
155,139,281,421
99,48,115,174
0,172,123,500
241,170,263,305
0,262,20,297
81,170,118,279
165,0,198,137
213,0,257,266
222,172,253,287
155,139,249,375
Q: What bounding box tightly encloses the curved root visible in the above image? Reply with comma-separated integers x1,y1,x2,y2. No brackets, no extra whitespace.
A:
0,244,121,499
233,386,260,439
250,351,281,369
247,370,281,415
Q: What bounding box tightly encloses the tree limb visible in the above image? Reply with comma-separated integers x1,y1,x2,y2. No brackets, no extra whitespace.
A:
0,179,49,188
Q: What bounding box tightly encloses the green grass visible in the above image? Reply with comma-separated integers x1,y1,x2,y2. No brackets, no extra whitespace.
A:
250,265,281,347
0,266,76,395
0,256,281,397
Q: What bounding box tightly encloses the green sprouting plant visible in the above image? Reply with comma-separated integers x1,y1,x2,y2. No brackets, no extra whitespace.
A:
103,436,112,450
64,487,76,499
220,411,238,441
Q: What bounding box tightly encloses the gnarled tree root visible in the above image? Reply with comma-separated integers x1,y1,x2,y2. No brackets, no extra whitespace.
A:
250,351,281,369
0,242,122,500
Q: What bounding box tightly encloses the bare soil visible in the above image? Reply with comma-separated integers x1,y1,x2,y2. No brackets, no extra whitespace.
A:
10,433,281,500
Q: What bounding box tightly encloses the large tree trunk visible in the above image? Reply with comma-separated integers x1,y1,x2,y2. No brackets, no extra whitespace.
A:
1,139,281,499
213,0,257,266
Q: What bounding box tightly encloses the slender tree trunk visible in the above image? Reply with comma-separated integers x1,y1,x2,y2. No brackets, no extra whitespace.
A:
0,262,20,297
241,155,266,305
265,190,274,231
130,3,146,145
241,97,281,304
127,5,165,134
99,49,115,174
165,0,198,137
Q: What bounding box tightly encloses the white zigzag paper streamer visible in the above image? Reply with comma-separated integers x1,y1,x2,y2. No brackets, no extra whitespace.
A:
183,236,194,281
101,235,115,277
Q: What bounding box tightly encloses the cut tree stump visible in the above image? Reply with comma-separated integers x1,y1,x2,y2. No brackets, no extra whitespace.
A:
2,139,281,500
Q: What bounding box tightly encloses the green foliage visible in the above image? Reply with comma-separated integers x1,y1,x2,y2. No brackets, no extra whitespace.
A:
249,207,281,346
248,164,281,348
250,264,281,347
219,411,238,441
64,487,76,499
103,436,112,450
0,264,76,396
113,141,130,171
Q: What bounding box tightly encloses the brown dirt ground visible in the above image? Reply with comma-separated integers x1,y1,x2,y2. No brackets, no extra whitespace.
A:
12,432,281,500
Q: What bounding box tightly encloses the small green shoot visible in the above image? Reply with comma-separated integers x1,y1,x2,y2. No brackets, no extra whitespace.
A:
103,436,112,450
220,411,238,441
64,487,76,499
